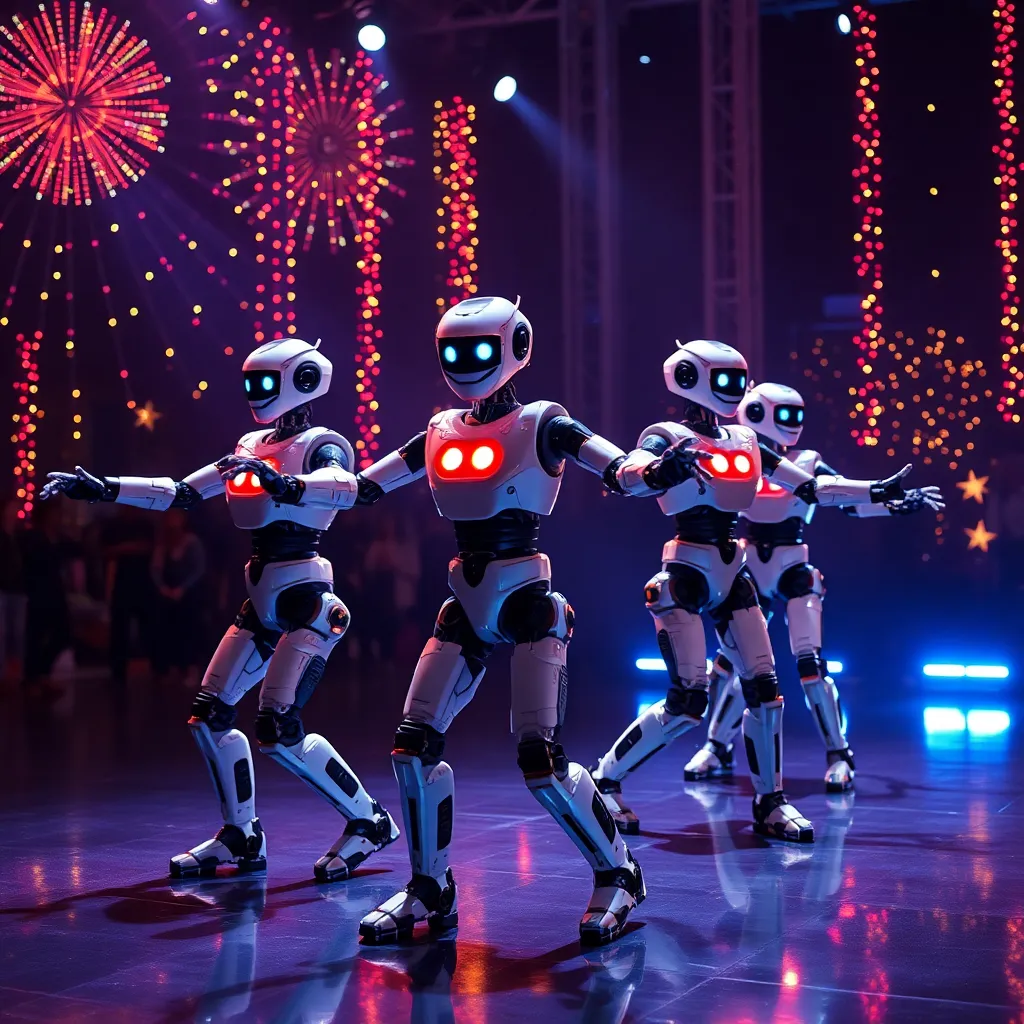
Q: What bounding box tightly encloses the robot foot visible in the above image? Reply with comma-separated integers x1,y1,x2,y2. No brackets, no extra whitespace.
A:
752,793,814,844
594,777,639,835
314,801,401,883
169,818,267,879
825,748,856,793
579,852,646,947
358,868,458,944
683,741,734,782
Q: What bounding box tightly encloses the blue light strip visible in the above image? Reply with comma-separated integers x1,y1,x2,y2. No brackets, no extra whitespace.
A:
923,706,1011,736
636,657,845,675
922,663,1010,679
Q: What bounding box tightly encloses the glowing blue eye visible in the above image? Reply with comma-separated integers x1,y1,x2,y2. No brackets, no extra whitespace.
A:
475,341,494,361
244,379,251,393
796,409,804,422
779,409,790,421
262,375,274,392
738,375,746,388
443,345,457,363
716,372,729,387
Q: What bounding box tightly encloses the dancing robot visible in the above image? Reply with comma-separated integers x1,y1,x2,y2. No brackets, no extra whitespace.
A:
684,382,943,791
40,338,399,882
592,340,917,843
339,295,671,946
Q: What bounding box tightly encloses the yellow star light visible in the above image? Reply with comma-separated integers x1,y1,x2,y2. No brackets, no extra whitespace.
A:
956,470,989,504
965,520,997,553
133,400,162,432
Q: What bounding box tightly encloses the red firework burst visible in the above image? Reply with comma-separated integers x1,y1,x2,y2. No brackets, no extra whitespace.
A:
0,0,170,206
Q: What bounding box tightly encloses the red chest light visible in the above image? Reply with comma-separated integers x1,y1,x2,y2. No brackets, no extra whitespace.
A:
756,476,788,498
698,445,757,481
226,457,280,497
434,438,505,480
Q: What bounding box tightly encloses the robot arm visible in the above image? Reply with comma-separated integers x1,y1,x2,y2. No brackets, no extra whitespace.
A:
541,416,629,493
41,463,223,511
760,444,913,507
811,457,945,518
615,435,712,496
354,431,427,505
216,443,359,510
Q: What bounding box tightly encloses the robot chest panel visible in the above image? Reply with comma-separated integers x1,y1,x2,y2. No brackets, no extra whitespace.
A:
225,431,333,531
425,407,562,520
745,448,816,523
657,425,761,514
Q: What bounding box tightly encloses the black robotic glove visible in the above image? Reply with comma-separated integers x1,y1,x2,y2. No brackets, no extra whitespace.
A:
40,466,115,503
868,463,912,504
886,485,944,516
216,455,304,504
641,437,713,494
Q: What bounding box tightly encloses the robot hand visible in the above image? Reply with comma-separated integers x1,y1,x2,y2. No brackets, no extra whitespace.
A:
887,485,945,516
642,437,713,493
40,466,110,503
868,463,912,504
216,455,303,504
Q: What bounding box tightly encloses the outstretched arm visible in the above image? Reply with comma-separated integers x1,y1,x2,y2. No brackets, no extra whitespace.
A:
217,442,358,510
614,434,713,496
808,458,946,518
759,446,914,507
354,432,427,505
541,416,631,493
41,463,223,511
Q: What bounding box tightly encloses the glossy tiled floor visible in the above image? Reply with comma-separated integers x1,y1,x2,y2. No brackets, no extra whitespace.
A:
1,668,1021,1022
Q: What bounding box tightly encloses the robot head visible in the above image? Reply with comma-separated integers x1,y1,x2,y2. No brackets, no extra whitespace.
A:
436,295,532,401
241,338,333,424
663,339,749,417
739,382,806,446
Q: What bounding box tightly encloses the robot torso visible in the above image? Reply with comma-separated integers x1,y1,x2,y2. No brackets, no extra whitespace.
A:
643,421,761,515
425,401,567,521
226,426,348,531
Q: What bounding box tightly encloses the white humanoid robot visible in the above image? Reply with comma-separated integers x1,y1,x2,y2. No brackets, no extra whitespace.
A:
342,296,647,946
40,338,399,882
684,382,943,791
592,340,918,843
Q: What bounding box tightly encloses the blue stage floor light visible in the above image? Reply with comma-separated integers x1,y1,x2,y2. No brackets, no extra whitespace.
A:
966,709,1011,736
923,707,966,734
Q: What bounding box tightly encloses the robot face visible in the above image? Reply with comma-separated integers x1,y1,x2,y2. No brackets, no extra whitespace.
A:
739,382,805,446
436,296,532,401
664,339,749,417
241,338,333,424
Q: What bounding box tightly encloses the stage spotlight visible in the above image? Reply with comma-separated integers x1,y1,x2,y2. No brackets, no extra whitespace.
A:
836,13,852,34
639,55,651,65
493,76,518,102
923,707,966,734
358,24,386,52
966,709,1011,736
826,660,844,675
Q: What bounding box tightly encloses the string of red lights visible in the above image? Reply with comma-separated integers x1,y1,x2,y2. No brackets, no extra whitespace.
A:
433,98,480,314
993,0,1022,422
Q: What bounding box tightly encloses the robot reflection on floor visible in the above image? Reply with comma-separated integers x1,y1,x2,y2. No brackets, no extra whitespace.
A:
685,382,944,791
592,340,917,843
40,339,399,882
339,296,659,946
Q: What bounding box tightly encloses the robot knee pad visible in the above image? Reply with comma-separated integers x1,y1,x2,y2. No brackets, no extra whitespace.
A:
516,735,570,781
394,719,447,766
665,682,709,719
740,672,780,708
189,690,239,733
255,706,305,747
796,652,826,681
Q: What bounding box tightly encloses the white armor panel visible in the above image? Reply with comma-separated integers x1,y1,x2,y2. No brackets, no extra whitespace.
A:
425,402,566,520
660,538,747,608
246,556,334,630
449,552,552,644
743,449,820,525
742,540,810,598
226,427,350,531
640,422,761,515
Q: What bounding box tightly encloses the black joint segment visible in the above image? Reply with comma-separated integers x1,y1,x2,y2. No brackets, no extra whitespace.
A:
828,747,856,770
498,584,559,644
665,565,710,614
516,737,569,778
276,583,331,633
294,655,327,708
327,604,350,636
720,569,760,614
778,563,818,601
232,600,280,660
171,481,203,510
326,758,360,798
758,443,783,473
233,758,253,803
255,706,305,747
741,673,780,708
355,475,385,506
665,685,709,719
797,653,825,680
399,432,428,474
602,455,627,494
434,598,495,661
591,790,617,844
189,691,239,732
794,480,818,505
393,720,446,764
311,442,348,472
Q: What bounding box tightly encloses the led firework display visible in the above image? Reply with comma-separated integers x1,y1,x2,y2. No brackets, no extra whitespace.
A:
0,0,170,206
433,98,480,314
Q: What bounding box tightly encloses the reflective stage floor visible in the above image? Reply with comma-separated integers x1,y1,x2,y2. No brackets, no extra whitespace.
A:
1,667,1021,1022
